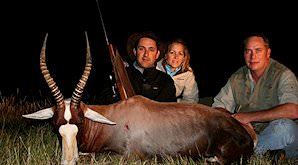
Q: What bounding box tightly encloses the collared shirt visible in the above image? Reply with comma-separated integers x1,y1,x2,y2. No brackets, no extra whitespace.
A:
165,64,181,77
133,61,144,74
212,59,298,113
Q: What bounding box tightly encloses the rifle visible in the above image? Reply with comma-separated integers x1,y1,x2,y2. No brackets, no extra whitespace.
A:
96,0,135,100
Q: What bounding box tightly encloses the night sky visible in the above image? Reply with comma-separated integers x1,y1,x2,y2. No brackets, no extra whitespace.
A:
2,1,297,99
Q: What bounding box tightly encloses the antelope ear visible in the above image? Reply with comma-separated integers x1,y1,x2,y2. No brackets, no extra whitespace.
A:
22,107,54,120
84,108,116,125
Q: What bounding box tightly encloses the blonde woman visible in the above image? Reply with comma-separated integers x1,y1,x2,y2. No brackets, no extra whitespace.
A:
156,38,199,103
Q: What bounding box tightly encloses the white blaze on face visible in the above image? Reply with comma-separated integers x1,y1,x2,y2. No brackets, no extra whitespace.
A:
64,100,72,122
59,123,79,165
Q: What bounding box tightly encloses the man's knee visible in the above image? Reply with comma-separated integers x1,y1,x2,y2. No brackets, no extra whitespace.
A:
269,118,297,134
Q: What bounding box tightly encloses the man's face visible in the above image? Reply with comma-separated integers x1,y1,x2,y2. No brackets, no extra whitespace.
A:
134,37,160,68
244,36,271,74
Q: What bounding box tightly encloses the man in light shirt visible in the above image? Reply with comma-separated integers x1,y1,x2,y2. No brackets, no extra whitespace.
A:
212,33,298,159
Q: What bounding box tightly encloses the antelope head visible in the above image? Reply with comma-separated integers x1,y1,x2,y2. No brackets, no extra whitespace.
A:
23,32,115,165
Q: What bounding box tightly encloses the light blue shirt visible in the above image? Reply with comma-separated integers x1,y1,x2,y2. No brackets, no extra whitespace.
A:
165,64,181,77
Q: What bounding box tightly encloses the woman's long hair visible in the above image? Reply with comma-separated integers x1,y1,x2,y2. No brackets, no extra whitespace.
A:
163,38,192,73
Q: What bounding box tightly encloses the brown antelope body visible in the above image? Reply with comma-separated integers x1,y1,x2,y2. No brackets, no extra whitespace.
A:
23,33,256,165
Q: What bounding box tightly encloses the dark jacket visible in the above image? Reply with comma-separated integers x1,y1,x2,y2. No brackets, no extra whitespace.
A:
126,65,177,102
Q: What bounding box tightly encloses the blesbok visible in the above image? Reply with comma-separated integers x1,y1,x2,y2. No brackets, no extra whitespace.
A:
23,33,257,165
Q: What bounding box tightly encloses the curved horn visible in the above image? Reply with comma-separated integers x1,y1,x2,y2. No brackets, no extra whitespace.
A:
40,33,65,108
70,32,92,108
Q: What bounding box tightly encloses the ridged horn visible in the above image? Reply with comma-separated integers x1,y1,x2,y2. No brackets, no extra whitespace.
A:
70,32,92,108
40,33,65,108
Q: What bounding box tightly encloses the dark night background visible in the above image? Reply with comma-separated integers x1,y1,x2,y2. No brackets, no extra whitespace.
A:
1,1,297,101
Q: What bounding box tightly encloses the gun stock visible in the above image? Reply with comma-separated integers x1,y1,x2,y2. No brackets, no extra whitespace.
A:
108,43,135,100
96,0,135,100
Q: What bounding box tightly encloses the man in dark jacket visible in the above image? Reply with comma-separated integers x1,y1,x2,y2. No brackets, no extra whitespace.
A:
125,31,176,102
88,31,176,104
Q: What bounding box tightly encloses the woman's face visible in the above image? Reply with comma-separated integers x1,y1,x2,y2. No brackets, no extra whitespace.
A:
166,43,185,71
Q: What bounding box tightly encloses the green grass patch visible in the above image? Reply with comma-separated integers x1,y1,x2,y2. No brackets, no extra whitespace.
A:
0,95,297,164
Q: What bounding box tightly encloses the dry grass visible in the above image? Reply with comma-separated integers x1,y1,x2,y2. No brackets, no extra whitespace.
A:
0,94,297,165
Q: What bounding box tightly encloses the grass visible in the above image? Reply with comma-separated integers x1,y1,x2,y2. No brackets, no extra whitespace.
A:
0,94,297,165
